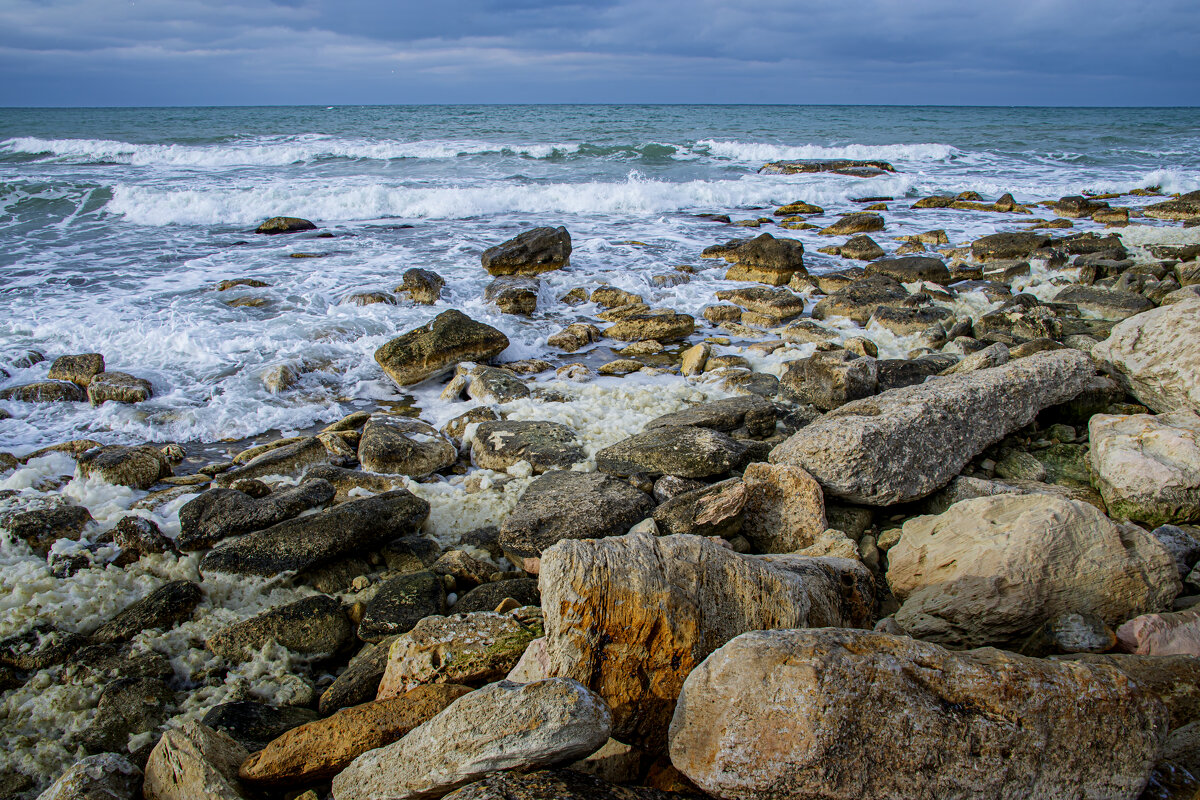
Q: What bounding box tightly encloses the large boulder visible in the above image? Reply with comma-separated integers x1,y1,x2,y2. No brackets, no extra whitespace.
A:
358,416,457,477
604,312,695,343
87,371,153,405
1089,411,1200,526
37,753,141,800
200,490,430,577
864,255,951,285
769,349,1097,505
481,227,571,276
668,629,1168,800
811,275,909,325
1092,299,1200,414
177,480,335,551
256,216,316,234
330,679,612,800
143,721,248,800
740,462,828,553
1054,284,1155,320
1116,608,1200,657
239,685,472,787
498,471,653,572
779,351,878,411
710,233,806,286
596,426,747,479
886,494,1179,648
1144,190,1200,221
537,532,874,750
471,421,585,474
78,444,170,489
819,213,884,236
375,310,510,388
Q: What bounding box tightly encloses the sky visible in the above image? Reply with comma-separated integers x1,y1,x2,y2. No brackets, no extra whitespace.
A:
1,0,1197,107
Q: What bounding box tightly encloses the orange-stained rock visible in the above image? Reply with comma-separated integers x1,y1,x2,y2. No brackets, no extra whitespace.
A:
239,684,472,786
740,462,827,553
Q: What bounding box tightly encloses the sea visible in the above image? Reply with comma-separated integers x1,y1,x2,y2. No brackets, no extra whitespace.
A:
1,104,1199,454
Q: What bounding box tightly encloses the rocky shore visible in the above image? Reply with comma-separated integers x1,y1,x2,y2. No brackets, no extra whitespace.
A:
3,180,1200,800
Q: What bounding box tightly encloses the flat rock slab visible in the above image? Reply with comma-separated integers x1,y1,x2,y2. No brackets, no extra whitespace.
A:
91,580,202,642
596,426,747,479
769,349,1097,505
1090,411,1200,526
668,629,1168,800
200,490,430,577
471,420,585,473
177,480,335,551
375,310,510,388
207,595,351,662
864,255,951,285
1093,298,1200,414
643,395,776,438
214,436,332,487
358,416,457,477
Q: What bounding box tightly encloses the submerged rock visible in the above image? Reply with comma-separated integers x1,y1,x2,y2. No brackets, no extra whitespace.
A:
0,380,85,403
484,276,540,315
255,216,316,234
397,268,445,304
759,159,895,177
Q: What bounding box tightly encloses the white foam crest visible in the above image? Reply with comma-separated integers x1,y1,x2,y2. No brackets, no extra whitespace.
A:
1,135,580,167
694,139,959,164
108,171,917,226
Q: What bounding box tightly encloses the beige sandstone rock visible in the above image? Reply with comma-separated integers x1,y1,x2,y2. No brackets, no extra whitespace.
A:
740,462,827,553
1089,411,1200,526
143,721,248,800
1092,298,1200,414
887,494,1180,648
668,628,1168,800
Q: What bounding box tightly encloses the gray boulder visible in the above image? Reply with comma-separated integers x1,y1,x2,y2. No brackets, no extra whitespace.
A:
471,421,585,474
643,395,776,438
484,276,540,315
358,570,447,642
358,416,457,477
481,227,571,276
375,310,510,388
207,595,351,662
865,256,951,285
596,426,747,479
177,480,335,551
91,580,202,643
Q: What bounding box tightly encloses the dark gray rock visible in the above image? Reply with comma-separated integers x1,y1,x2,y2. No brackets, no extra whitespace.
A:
358,416,457,477
760,159,894,177
80,676,175,757
708,233,807,285
357,570,446,642
91,580,203,643
1054,284,1155,321
498,471,654,569
319,637,395,715
375,310,510,387
207,595,351,662
452,579,541,614
596,427,747,479
644,395,776,439
213,436,333,487
653,478,746,538
780,351,878,411
0,501,92,555
303,464,408,503
108,515,176,566
202,700,319,753
971,232,1052,262
865,256,951,285
177,479,336,551
256,216,316,234
868,304,953,336
443,769,692,800
484,276,540,315
63,642,173,684
381,536,443,574
78,444,171,490
652,475,707,503
0,625,87,672
200,490,429,578
481,226,571,276
876,356,955,392
470,421,584,474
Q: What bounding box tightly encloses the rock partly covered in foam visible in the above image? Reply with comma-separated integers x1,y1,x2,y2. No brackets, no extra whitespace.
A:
357,416,457,477
177,480,335,551
596,426,747,479
470,420,585,474
668,629,1168,800
36,753,142,800
769,349,1097,505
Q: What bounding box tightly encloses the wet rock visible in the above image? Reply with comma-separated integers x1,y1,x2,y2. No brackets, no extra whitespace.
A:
358,570,447,642
207,595,351,662
81,676,175,756
178,480,335,551
971,231,1052,261
462,364,529,404
471,420,584,474
301,465,404,503
597,359,643,376
1145,190,1200,221
47,353,105,387
0,380,85,402
1052,194,1109,218
108,515,175,566
342,291,396,306
0,625,87,672
213,436,332,487
604,312,695,343
453,578,540,614
320,639,395,715
590,286,643,308
774,200,824,215
482,226,571,276
644,395,776,438
760,159,894,177
77,444,170,489
811,275,909,325
865,255,951,285
200,490,429,577
87,371,153,405
358,416,456,477
396,268,445,304
868,304,952,335
713,286,804,325
1089,410,1200,526
498,471,654,572
547,323,601,352
331,678,612,800
142,721,248,800
375,310,510,388
668,628,1167,800
835,234,885,261
256,216,316,234
484,276,540,315
888,494,1179,648
652,478,747,538
780,350,878,411
240,685,472,787
202,700,318,754
770,349,1097,505
538,532,873,749
819,212,884,236
92,580,202,643
597,426,747,479
1055,284,1155,320
706,233,806,286
37,753,141,800
1092,298,1200,414
0,501,92,555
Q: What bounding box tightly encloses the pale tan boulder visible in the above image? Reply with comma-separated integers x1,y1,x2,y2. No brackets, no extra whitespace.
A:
740,462,827,553
887,494,1179,647
239,684,472,786
537,532,873,750
143,721,248,800
668,628,1168,800
1089,411,1200,526
1092,298,1200,414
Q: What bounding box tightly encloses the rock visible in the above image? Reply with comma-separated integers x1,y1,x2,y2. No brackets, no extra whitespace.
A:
1089,411,1200,526
342,291,396,306
710,233,806,286
375,310,510,388
941,340,1008,375
667,628,1168,800
482,226,571,276
444,770,688,800
811,275,909,325
1145,190,1200,221
887,494,1179,648
81,676,175,756
1092,299,1200,414
652,478,747,538
453,578,540,613
331,678,612,800
604,313,695,343
377,610,542,698
1054,284,1155,320
431,550,499,589
836,234,885,261
200,490,429,577
77,444,170,489
358,571,447,642
471,421,584,473
538,532,873,749
779,351,878,411
1021,612,1117,655
239,685,471,787
713,287,804,324
759,159,895,177
202,701,318,753
547,323,601,352
37,753,141,800
865,255,951,285
498,471,653,572
92,580,202,643
207,595,350,662
1116,608,1200,656
143,721,248,800
213,437,332,487
868,304,952,335
0,501,92,554
397,268,445,304
320,639,394,715
0,380,85,402
1052,195,1109,218
596,426,747,479
47,353,105,387
109,515,175,565
597,359,643,376
591,287,643,308
769,349,1098,505
87,371,153,405
0,625,87,671
484,276,540,315
177,480,334,551
358,416,457,477
215,278,269,291
644,395,776,438
740,462,827,553
971,231,1052,261
256,216,316,234
819,213,884,236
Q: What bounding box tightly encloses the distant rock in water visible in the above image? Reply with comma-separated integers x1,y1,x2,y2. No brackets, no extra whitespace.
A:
759,159,896,177
481,226,571,275
374,310,510,388
255,216,317,234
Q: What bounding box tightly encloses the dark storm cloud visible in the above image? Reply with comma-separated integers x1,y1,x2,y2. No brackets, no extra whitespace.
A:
0,0,1197,105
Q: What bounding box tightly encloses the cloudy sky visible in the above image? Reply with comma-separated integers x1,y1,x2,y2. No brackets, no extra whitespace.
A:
1,0,1197,106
